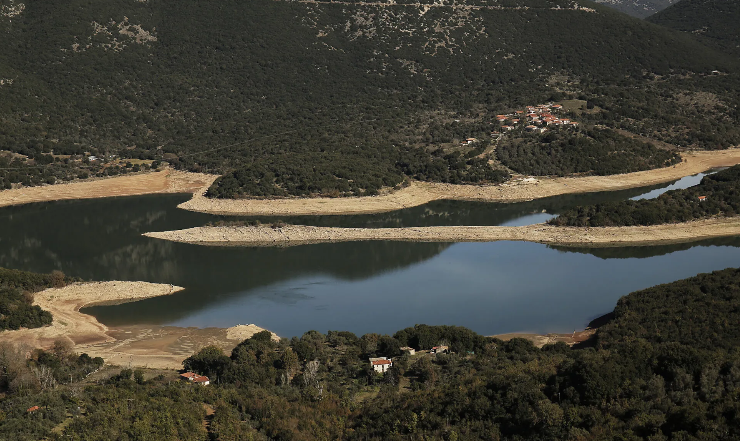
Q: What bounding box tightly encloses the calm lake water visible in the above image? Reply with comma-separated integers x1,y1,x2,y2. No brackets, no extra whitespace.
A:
1,172,737,337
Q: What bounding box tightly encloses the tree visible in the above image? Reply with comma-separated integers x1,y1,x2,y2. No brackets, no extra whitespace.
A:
183,346,231,381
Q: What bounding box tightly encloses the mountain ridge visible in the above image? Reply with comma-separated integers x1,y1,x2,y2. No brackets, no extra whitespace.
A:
0,0,738,197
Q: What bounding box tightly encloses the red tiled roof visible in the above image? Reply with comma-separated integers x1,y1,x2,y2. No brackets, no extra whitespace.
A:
180,372,197,379
193,375,210,383
371,360,392,366
27,406,40,413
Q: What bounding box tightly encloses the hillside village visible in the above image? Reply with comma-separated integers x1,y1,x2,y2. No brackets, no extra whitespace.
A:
496,102,580,134
459,103,580,148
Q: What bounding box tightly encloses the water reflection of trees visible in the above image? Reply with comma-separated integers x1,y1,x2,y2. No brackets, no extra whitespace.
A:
549,236,740,260
0,194,455,325
85,240,453,326
251,183,675,228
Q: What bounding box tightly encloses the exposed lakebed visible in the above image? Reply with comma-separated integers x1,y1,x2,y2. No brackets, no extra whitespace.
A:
1,171,737,337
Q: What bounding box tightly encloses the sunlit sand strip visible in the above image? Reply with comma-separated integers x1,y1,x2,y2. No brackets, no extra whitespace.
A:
0,282,279,369
0,282,185,349
144,217,740,247
178,148,740,216
0,170,218,208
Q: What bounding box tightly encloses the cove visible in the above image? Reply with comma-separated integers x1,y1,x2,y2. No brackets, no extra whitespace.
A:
0,171,735,337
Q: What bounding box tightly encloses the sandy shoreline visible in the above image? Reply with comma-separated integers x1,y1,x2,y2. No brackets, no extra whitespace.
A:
0,170,218,208
492,329,597,348
0,282,277,369
178,148,740,216
143,217,740,247
1,149,739,216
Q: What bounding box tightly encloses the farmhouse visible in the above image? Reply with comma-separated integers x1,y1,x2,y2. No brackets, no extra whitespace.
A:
369,357,393,373
193,375,210,386
431,345,449,354
180,372,197,381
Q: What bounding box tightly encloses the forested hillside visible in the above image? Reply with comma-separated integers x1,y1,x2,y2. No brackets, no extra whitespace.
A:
593,0,678,18
497,127,680,176
647,0,740,58
550,164,740,226
0,0,738,197
3,268,740,439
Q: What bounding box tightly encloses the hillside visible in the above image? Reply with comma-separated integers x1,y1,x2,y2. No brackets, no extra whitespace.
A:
4,268,740,439
647,0,740,58
593,0,678,18
550,164,740,226
0,0,738,197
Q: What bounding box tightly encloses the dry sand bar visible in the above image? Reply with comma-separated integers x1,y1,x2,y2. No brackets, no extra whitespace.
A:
178,148,740,216
144,217,740,247
0,282,278,369
0,170,217,208
1,149,739,216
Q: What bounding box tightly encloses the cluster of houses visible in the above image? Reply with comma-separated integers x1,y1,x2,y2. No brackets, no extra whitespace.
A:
495,103,579,134
180,371,210,385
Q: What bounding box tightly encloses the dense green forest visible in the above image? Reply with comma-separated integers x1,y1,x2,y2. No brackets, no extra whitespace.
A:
0,0,738,197
647,0,740,58
593,0,678,18
4,267,740,439
497,127,680,176
0,267,76,331
0,152,156,190
550,163,740,226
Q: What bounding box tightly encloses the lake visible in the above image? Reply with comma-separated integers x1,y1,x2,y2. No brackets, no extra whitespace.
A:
1,171,737,338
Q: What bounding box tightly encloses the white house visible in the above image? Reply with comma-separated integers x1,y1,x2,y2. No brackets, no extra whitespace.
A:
431,345,449,354
193,375,210,386
181,372,210,386
369,357,393,373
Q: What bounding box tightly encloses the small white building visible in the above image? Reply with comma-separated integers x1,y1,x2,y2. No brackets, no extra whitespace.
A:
431,345,449,354
369,357,393,373
193,375,210,386
181,372,210,386
180,372,197,382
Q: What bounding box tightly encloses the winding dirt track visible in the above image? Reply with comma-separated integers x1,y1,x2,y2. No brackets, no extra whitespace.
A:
144,217,740,247
178,148,740,216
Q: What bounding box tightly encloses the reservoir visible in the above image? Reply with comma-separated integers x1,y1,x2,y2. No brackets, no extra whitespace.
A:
1,171,737,338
